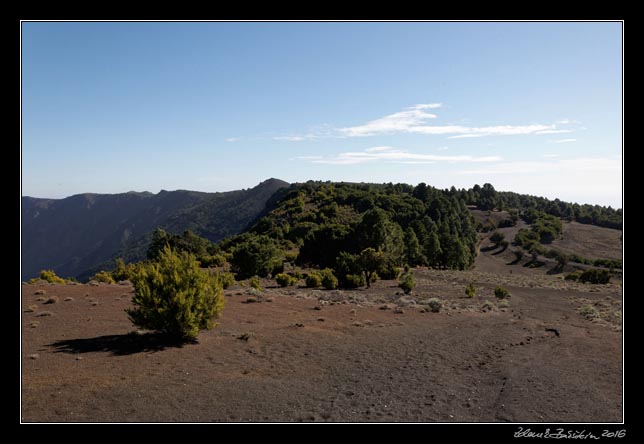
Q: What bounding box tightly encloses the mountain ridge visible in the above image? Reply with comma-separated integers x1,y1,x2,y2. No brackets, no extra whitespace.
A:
21,178,289,280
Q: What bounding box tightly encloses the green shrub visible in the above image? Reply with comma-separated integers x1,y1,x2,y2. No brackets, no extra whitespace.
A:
320,268,338,290
91,271,116,284
198,254,227,268
494,286,509,299
305,272,322,288
378,261,400,280
112,258,137,282
398,271,416,294
126,246,225,340
275,273,298,287
565,272,581,281
288,271,303,280
578,269,611,284
465,283,476,298
482,301,496,311
498,299,509,308
284,251,299,263
578,304,599,319
490,231,505,245
249,276,263,291
219,271,235,289
344,274,366,289
427,298,442,313
30,269,66,285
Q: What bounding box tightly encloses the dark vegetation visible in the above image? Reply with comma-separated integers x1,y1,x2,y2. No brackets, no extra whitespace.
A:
23,179,622,285
463,183,621,230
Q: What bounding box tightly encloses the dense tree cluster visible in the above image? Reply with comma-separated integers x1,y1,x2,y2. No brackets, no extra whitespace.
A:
219,181,478,281
458,183,621,230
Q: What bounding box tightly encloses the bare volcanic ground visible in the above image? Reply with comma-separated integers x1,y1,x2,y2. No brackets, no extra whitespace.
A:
22,267,622,423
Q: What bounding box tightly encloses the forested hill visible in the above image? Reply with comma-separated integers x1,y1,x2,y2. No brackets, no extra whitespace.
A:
219,181,479,283
21,178,289,280
216,181,621,283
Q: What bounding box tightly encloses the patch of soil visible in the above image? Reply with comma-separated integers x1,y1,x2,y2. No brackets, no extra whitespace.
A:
21,269,622,422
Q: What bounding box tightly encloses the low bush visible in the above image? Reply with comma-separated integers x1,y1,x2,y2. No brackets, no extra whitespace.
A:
427,298,442,313
249,276,263,291
320,269,338,290
494,286,509,299
126,246,225,340
344,274,366,289
578,269,611,284
275,273,298,287
91,271,116,284
578,304,599,319
398,271,416,294
305,272,322,288
465,283,476,298
218,271,235,289
30,270,66,285
482,301,496,311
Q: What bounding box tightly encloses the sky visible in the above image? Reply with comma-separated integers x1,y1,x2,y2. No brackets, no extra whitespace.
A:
21,22,623,208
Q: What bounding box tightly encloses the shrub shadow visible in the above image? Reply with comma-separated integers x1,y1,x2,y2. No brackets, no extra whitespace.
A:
48,332,193,356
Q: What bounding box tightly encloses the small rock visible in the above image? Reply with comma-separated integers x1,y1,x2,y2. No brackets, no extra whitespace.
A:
76,356,83,361
28,354,39,360
317,317,325,322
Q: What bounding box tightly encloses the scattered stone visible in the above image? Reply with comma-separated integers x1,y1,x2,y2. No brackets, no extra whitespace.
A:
295,323,304,328
36,311,53,317
393,307,405,314
314,305,322,311
28,354,39,360
34,289,46,295
245,297,258,303
44,296,59,304
266,297,274,302
317,317,325,322
64,297,74,302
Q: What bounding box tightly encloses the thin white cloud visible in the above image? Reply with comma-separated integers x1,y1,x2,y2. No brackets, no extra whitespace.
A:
338,104,440,137
436,146,449,151
543,153,559,158
554,138,577,143
274,135,308,141
536,129,573,135
225,137,239,142
273,103,578,141
448,134,484,139
298,146,502,165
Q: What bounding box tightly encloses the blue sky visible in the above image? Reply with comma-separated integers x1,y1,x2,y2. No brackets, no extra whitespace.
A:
22,22,622,207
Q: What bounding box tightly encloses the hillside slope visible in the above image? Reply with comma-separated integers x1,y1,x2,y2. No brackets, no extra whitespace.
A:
21,179,288,280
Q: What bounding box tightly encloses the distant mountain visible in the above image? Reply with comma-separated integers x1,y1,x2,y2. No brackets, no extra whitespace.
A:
21,178,289,280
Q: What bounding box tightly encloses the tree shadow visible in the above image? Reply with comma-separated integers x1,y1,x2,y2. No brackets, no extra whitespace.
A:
48,332,193,356
547,266,565,275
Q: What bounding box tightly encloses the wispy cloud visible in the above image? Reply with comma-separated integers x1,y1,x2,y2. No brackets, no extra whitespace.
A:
543,153,559,158
274,103,575,141
274,135,308,141
554,138,577,143
225,137,240,142
297,146,502,165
